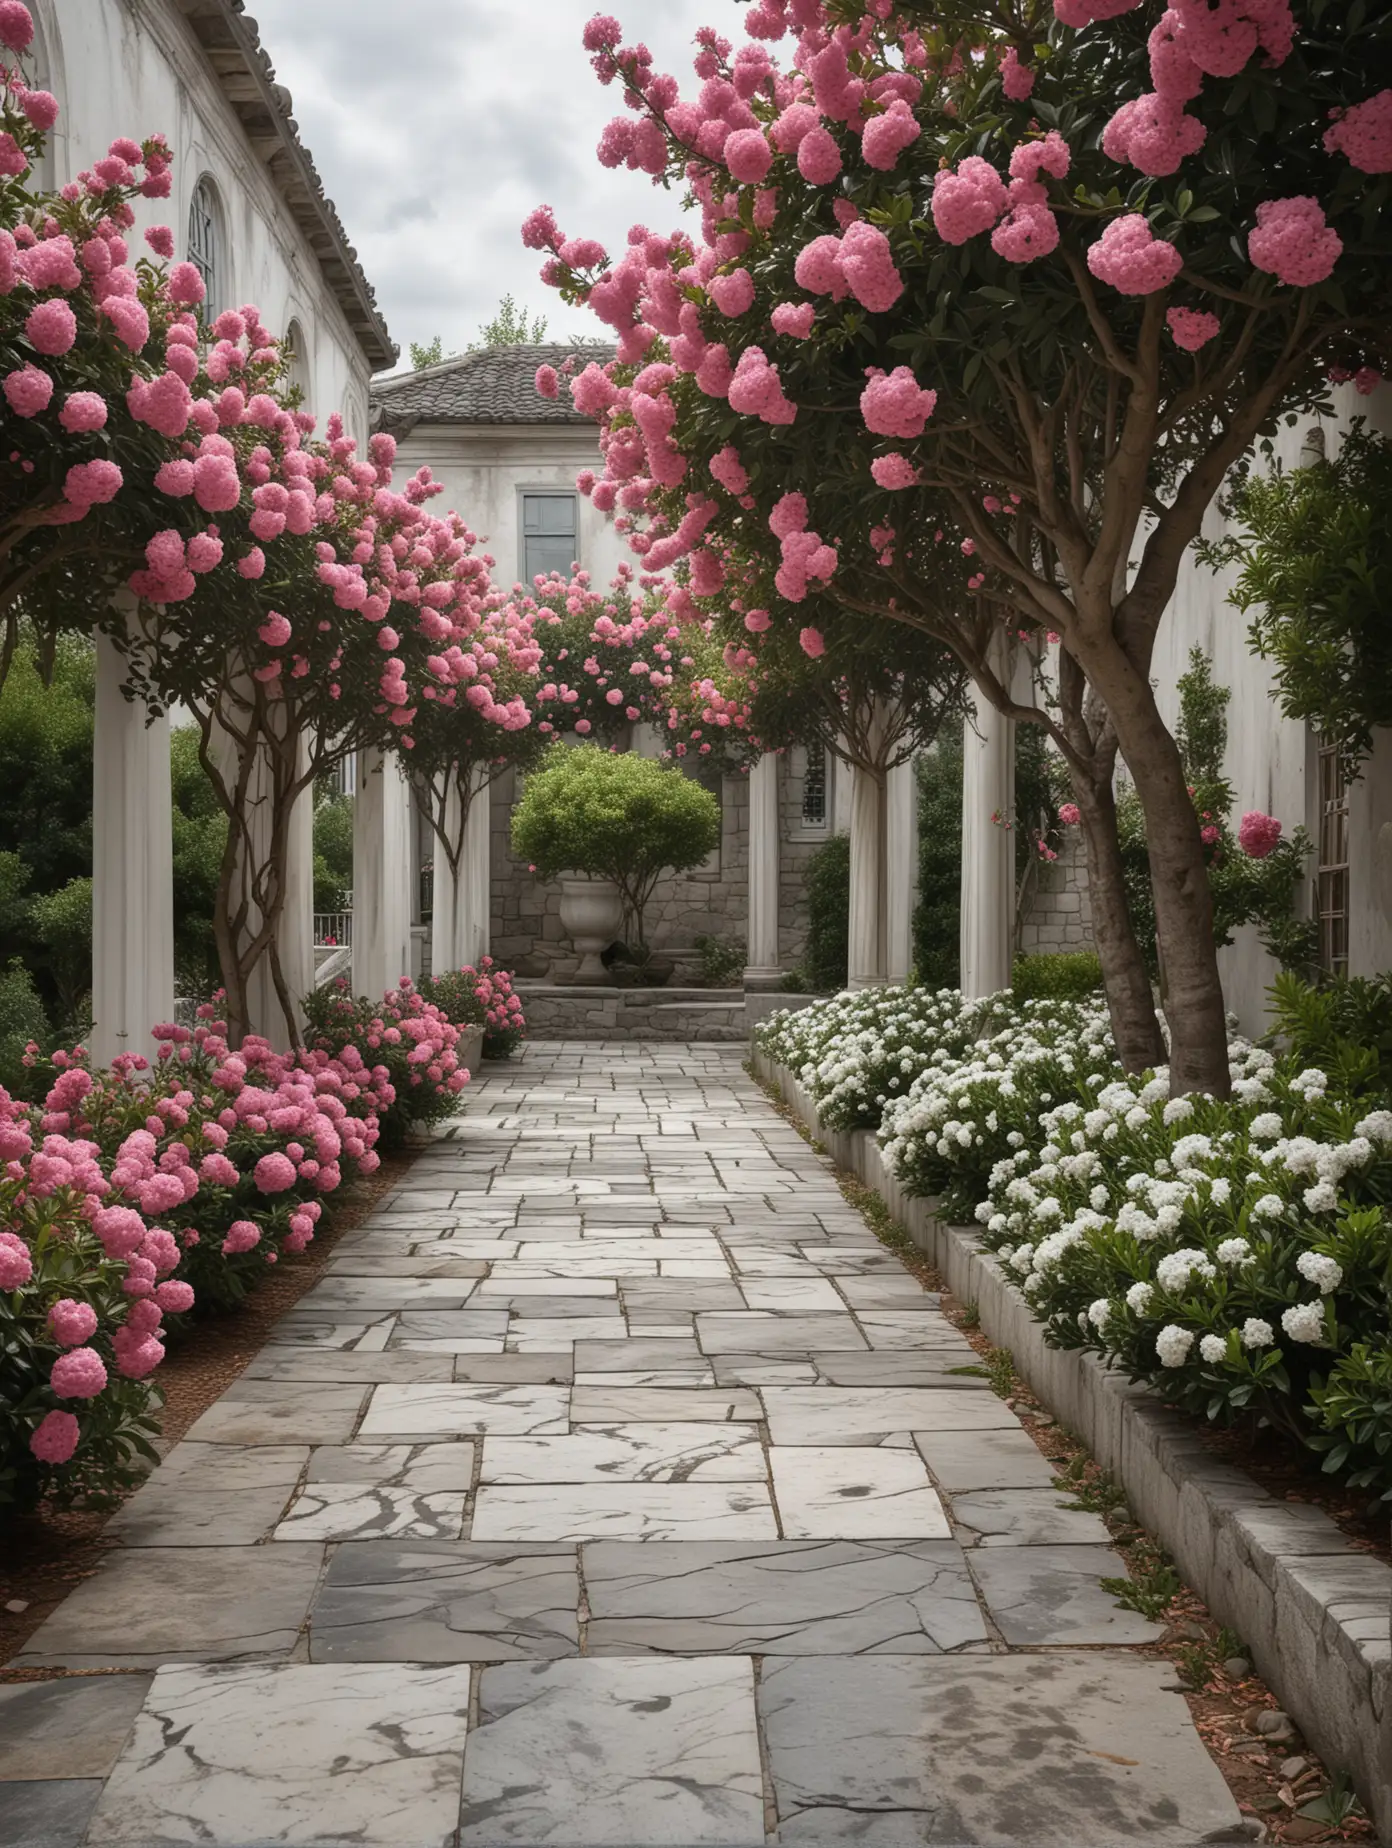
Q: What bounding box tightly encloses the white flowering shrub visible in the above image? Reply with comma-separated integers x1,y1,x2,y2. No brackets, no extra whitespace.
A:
760,980,1392,1497
757,986,1015,1131
974,1052,1392,1496
878,998,1118,1216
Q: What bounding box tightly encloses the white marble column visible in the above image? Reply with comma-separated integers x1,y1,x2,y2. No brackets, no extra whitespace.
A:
885,756,918,984
960,682,1015,998
91,631,175,1065
459,767,491,967
847,762,888,991
353,747,412,1000
743,752,781,987
430,781,461,979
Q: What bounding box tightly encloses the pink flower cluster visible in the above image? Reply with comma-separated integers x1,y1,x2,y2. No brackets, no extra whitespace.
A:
1247,196,1343,288
1086,214,1184,296
860,366,936,439
1238,810,1283,858
1324,90,1392,174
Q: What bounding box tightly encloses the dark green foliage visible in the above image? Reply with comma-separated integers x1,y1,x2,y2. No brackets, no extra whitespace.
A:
801,833,850,993
1013,951,1104,1003
1307,1343,1392,1505
693,934,746,987
1267,968,1392,1100
169,727,226,1002
28,878,92,1033
313,791,354,912
0,636,94,1020
913,728,962,990
0,961,51,1093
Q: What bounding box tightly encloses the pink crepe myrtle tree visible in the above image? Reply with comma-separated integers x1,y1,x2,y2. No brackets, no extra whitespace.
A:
527,0,1391,1094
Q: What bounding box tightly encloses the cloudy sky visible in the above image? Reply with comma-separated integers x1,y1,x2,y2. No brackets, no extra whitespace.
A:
250,0,715,374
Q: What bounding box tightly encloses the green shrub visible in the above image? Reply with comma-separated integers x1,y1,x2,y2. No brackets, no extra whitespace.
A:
801,832,850,993
693,934,745,987
0,961,51,1094
913,730,961,989
313,790,354,912
170,728,226,1001
1268,968,1392,1099
511,745,721,948
29,877,92,1034
1012,950,1104,1002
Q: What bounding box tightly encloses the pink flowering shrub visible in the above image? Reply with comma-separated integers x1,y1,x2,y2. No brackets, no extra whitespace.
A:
302,978,469,1150
0,1082,191,1508
422,956,528,1058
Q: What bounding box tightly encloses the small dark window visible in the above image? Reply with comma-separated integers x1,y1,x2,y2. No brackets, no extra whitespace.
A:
1317,735,1349,976
522,493,577,584
801,738,827,827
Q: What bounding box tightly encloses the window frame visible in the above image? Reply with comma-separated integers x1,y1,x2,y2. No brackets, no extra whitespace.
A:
1316,733,1350,977
186,175,225,321
788,739,834,842
517,487,580,588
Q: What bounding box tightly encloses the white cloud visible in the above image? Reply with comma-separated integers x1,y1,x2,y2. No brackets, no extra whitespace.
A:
248,0,716,371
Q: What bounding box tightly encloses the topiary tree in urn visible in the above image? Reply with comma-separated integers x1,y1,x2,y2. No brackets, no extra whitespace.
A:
511,744,721,980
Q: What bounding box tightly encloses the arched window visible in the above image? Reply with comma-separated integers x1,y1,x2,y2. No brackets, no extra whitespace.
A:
186,177,225,319
24,4,62,191
285,318,310,400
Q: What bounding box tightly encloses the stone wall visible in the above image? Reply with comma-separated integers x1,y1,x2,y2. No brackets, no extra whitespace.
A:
490,754,814,979
516,985,746,1041
1018,829,1093,955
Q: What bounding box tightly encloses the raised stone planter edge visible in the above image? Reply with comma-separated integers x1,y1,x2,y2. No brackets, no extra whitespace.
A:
752,1045,1392,1840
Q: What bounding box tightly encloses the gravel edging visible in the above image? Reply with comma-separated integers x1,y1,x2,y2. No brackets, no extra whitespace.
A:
753,1046,1392,1841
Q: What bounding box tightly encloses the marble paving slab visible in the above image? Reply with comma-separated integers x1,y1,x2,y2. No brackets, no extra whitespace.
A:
570,1385,763,1423
472,1480,778,1542
241,1350,456,1384
0,1777,103,1848
0,1675,152,1780
104,1478,297,1547
771,1445,951,1540
913,1427,1063,1491
359,1384,570,1439
306,1442,476,1489
758,1653,1240,1843
14,1546,323,1668
309,1543,580,1662
274,1482,469,1542
181,1385,368,1447
480,1424,765,1483
460,1656,765,1845
809,1351,989,1388
450,1354,574,1384
584,1538,988,1655
86,1662,474,1847
951,1486,1114,1547
761,1386,1018,1444
967,1543,1167,1644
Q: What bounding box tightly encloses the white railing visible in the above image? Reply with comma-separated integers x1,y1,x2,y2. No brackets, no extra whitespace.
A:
314,911,353,947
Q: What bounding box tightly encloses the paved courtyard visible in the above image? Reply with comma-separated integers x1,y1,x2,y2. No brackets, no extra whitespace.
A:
1,1044,1240,1847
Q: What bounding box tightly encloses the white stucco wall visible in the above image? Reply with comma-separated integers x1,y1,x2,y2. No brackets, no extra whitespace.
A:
385,425,630,592
1148,385,1392,1030
26,0,375,437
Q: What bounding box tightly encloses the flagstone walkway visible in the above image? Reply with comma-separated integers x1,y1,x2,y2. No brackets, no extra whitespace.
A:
1,1043,1242,1848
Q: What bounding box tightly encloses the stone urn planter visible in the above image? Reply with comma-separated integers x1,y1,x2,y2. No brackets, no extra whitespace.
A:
457,1025,484,1076
558,878,624,982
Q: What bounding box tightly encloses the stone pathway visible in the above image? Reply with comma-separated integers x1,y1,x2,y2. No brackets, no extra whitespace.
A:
1,1043,1242,1848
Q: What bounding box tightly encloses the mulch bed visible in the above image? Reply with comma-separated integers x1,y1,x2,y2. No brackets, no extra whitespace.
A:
754,1069,1379,1846
0,1145,415,1676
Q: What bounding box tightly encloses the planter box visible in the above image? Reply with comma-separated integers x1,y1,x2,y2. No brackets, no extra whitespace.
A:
752,1045,1392,1839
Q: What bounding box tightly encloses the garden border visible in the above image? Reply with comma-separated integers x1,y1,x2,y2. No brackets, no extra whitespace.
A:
752,1045,1392,1840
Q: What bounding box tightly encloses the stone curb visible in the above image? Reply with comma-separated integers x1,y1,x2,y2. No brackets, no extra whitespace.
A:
752,1047,1392,1842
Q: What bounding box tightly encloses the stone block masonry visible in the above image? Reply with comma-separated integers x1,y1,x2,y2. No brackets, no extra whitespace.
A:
1019,828,1095,954
4,1042,1240,1847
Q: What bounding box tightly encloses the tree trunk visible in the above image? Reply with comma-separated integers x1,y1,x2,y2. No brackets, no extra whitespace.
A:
1076,646,1231,1097
1069,769,1165,1072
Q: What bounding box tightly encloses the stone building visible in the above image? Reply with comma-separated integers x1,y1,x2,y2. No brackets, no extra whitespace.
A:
370,347,924,1012
34,0,396,1063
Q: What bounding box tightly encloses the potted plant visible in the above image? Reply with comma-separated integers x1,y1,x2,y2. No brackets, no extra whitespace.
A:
511,745,721,985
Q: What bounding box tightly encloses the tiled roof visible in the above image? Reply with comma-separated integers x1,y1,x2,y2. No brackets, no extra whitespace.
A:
370,344,616,433
175,2,396,370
